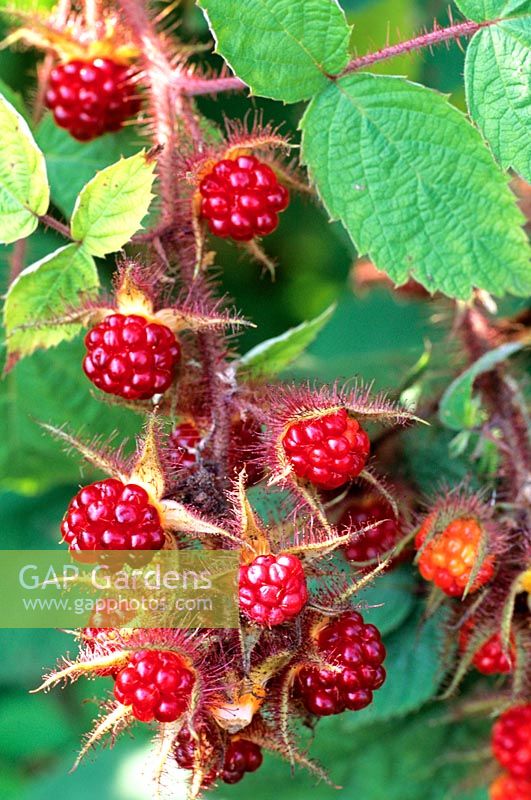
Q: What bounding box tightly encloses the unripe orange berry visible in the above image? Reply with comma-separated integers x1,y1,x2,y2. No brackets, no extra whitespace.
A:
415,515,494,597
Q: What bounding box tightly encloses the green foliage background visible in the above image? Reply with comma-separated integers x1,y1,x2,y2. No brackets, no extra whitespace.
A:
0,0,527,797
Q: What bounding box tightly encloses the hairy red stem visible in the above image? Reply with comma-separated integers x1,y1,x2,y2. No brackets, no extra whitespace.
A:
175,75,247,97
341,19,492,75
38,214,72,239
116,0,179,221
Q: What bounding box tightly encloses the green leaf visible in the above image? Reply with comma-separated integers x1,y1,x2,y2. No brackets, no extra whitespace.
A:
35,114,148,217
300,73,530,300
0,93,49,244
239,303,335,377
439,340,525,430
3,244,98,365
0,338,140,493
355,566,416,636
70,151,156,257
198,0,350,102
455,0,531,22
465,19,531,181
0,78,28,121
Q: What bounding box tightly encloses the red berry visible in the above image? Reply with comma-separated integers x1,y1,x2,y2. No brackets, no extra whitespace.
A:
199,155,289,241
282,409,370,490
415,515,494,597
45,58,140,141
83,313,180,400
221,739,263,784
114,649,194,723
492,705,531,780
169,422,202,468
341,496,400,567
459,620,515,675
175,731,262,787
295,611,386,716
60,478,165,564
239,553,308,626
490,773,531,800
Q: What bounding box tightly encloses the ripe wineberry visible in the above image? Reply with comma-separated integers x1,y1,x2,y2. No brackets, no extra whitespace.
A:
459,620,515,675
295,611,386,716
341,496,400,567
45,58,140,141
175,731,262,786
415,515,494,597
114,649,194,723
60,478,165,564
282,409,370,490
492,705,531,781
490,773,531,800
239,553,308,626
221,739,263,784
199,155,289,241
83,313,180,400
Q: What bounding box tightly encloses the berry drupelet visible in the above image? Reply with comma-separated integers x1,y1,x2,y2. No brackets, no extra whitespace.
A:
492,705,531,781
83,313,180,400
296,611,386,716
61,479,165,563
114,649,194,723
415,515,494,597
199,155,289,241
282,409,370,490
341,496,401,566
46,58,140,141
239,553,308,626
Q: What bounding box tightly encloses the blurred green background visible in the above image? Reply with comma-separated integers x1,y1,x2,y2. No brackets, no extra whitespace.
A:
0,0,512,797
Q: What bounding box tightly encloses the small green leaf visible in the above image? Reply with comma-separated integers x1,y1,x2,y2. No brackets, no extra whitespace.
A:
35,114,148,217
465,19,531,181
0,78,29,121
439,341,525,430
4,243,98,364
355,566,416,636
300,73,530,300
198,0,350,102
455,0,531,21
70,151,156,256
239,303,335,377
0,92,49,244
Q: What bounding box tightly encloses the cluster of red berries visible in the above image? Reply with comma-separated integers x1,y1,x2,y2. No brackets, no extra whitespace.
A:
169,416,263,484
83,313,180,400
60,478,165,563
282,409,370,490
415,515,494,597
295,611,386,716
175,730,263,786
340,496,401,566
492,705,531,781
45,58,140,141
199,155,289,241
113,649,194,723
459,620,515,675
239,553,308,627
